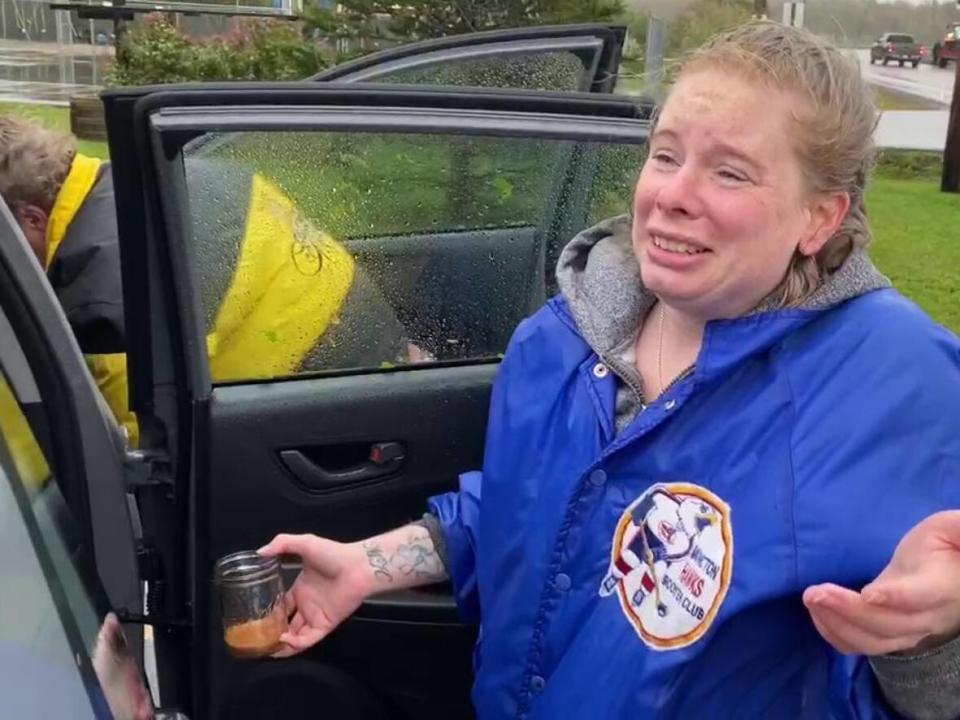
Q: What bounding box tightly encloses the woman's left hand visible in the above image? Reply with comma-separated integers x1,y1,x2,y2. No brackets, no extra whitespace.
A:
804,510,960,656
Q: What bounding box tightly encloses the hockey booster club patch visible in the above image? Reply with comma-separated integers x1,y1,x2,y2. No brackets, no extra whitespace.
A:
599,483,733,650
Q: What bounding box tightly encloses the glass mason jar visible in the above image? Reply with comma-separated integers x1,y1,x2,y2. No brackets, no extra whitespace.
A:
213,551,288,659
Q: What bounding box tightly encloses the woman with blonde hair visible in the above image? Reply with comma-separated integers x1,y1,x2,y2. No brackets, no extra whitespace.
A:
262,22,960,718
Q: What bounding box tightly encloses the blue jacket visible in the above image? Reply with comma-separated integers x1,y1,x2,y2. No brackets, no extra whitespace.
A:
429,218,960,719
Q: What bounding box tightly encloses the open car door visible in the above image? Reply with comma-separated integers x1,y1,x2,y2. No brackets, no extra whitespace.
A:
0,199,141,622
102,81,649,720
0,200,159,714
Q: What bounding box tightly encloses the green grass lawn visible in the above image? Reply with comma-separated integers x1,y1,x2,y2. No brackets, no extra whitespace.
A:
0,102,109,159
872,86,947,111
866,177,960,333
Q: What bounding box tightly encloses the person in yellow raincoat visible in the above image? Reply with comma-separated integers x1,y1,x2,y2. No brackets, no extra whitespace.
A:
0,115,411,489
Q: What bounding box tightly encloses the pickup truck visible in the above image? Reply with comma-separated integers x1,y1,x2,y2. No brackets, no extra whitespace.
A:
932,23,960,69
870,33,922,68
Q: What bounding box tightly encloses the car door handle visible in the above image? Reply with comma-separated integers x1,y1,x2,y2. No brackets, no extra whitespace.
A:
279,443,405,491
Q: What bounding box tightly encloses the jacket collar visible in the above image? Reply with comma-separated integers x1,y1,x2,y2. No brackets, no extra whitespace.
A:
555,215,892,382
45,153,103,269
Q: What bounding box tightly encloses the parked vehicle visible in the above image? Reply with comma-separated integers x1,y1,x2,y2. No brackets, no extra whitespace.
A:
932,22,960,68
870,32,922,67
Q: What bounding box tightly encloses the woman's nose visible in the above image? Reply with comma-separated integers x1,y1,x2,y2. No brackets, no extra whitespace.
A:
654,165,702,218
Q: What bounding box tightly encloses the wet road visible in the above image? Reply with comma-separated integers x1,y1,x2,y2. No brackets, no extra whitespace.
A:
849,48,954,151
874,110,949,151
854,47,955,106
0,40,109,104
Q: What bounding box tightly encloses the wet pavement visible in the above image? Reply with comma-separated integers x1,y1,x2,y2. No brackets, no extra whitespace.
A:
854,48,955,107
0,40,109,104
849,48,955,151
875,110,950,151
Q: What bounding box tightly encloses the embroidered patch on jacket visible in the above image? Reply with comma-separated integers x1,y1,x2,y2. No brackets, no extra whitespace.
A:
599,482,733,650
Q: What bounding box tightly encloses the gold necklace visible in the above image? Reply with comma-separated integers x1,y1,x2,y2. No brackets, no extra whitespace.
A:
657,302,666,397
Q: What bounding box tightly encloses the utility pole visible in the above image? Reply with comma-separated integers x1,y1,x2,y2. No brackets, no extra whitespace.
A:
782,0,805,29
942,56,960,192
645,14,667,100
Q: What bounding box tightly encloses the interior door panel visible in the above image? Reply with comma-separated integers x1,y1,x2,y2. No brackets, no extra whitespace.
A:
199,367,493,718
202,366,493,551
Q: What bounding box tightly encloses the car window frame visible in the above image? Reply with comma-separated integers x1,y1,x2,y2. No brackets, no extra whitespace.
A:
312,23,625,94
315,37,604,91
126,85,648,395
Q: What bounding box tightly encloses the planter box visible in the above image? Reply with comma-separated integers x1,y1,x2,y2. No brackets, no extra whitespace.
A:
70,94,107,142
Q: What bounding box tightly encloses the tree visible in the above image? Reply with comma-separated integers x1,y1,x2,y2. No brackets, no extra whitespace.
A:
667,0,752,55
306,0,625,46
539,0,626,25
768,0,960,48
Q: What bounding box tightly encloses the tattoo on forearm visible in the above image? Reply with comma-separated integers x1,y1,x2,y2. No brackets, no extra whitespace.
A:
363,542,393,583
392,531,445,580
364,531,445,585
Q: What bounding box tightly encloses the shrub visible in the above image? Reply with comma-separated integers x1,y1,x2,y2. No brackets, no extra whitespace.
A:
874,150,944,182
667,0,752,56
106,15,332,86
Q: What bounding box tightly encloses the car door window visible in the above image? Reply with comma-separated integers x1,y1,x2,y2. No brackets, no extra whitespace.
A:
322,41,601,91
367,47,590,90
171,104,644,384
314,27,624,94
0,297,155,719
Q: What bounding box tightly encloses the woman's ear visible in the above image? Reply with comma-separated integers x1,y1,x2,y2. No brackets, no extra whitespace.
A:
799,191,851,257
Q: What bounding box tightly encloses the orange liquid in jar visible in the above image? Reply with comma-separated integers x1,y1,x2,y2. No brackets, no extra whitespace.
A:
224,608,287,659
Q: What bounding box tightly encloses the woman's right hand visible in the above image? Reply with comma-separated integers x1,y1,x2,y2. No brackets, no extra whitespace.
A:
258,533,371,658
